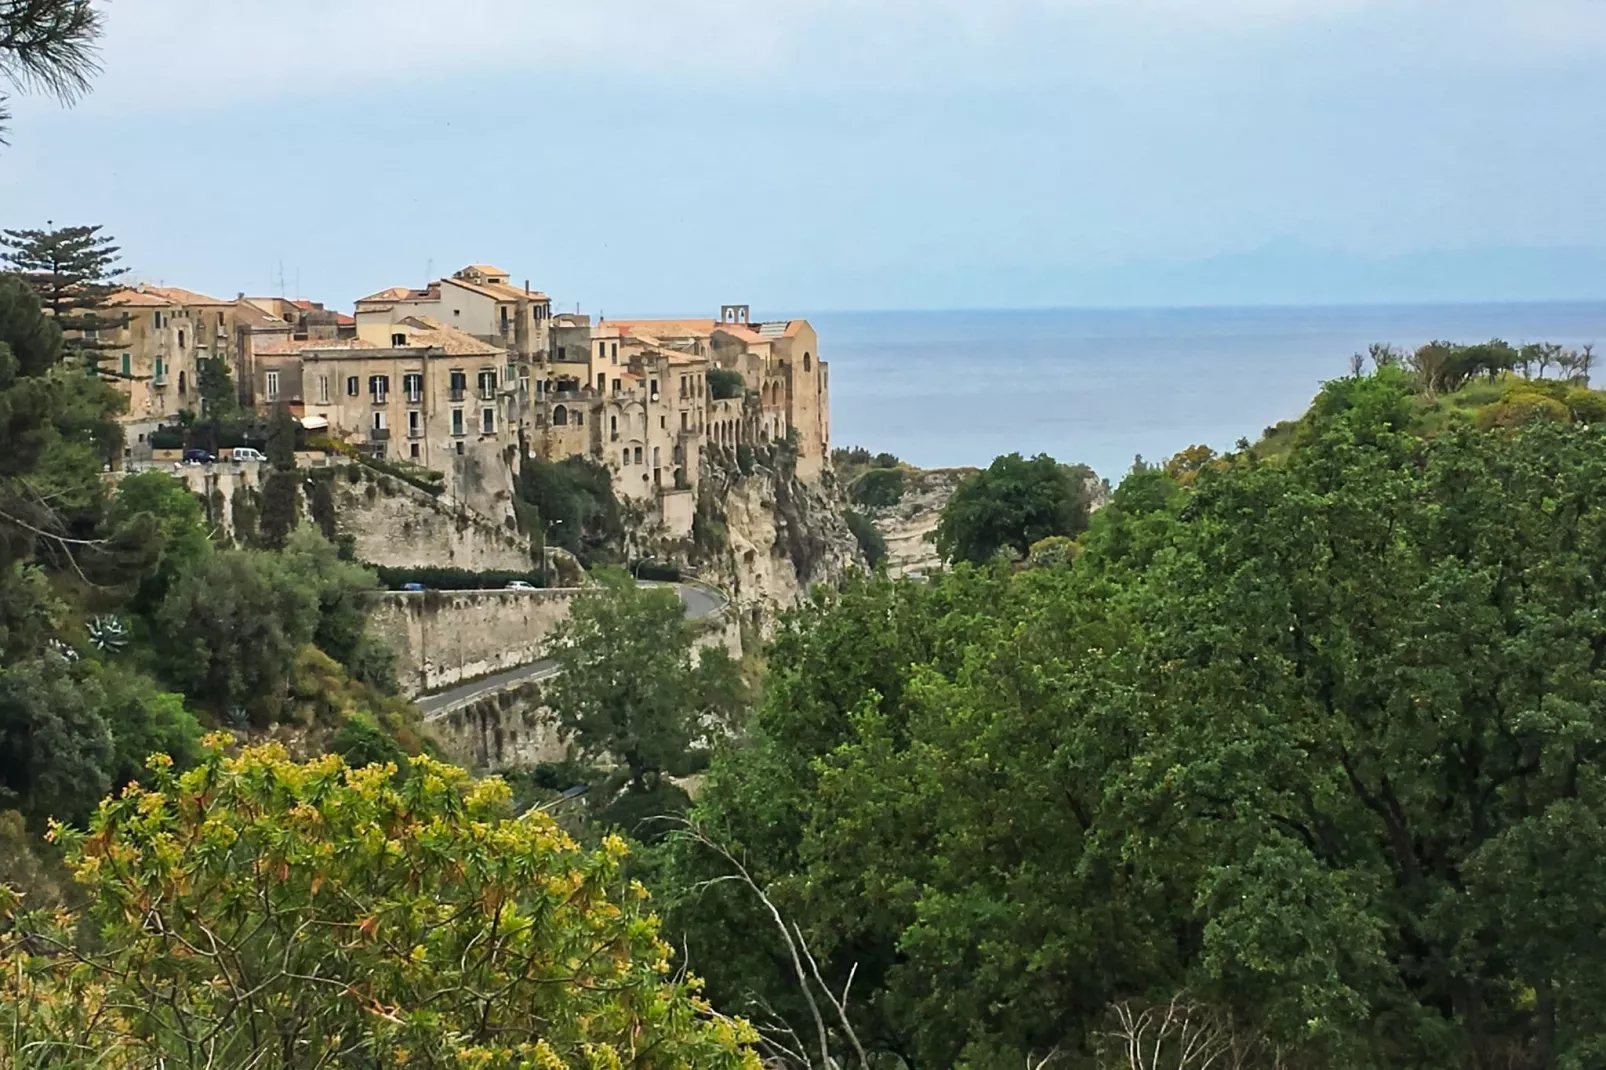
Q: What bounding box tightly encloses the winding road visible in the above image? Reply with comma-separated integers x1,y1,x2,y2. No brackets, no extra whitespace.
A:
416,582,726,719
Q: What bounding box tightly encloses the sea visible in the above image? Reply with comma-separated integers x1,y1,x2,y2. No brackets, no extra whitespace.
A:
811,302,1606,481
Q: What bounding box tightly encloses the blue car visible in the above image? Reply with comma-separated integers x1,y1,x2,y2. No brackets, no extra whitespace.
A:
400,582,426,592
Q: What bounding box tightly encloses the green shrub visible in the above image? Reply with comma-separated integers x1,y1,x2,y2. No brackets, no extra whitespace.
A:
374,565,549,591
736,444,756,476
1565,387,1606,424
1476,391,1571,431
850,467,905,508
707,368,744,400
845,509,887,567
1027,534,1079,568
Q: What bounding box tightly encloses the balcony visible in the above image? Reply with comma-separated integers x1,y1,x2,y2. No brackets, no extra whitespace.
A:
151,374,168,388
479,388,497,401
369,428,391,442
371,393,389,406
405,392,422,405
449,388,466,402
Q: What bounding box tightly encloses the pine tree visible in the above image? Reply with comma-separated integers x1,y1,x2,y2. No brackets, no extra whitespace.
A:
0,0,104,143
0,221,124,373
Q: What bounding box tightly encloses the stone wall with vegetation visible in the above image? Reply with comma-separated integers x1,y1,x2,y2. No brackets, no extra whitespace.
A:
366,587,583,696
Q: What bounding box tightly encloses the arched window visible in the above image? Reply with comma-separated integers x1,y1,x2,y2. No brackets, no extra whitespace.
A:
552,404,568,426
177,371,187,394
622,449,630,466
803,352,811,372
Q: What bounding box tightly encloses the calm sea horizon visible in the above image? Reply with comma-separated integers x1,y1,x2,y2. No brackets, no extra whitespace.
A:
808,302,1606,481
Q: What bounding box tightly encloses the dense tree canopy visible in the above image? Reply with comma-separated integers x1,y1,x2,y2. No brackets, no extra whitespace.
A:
933,452,1092,565
666,372,1606,1069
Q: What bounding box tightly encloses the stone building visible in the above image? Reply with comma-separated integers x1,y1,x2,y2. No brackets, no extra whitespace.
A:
250,318,521,518
97,285,294,459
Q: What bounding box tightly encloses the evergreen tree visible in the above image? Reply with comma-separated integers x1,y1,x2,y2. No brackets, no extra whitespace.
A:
0,222,124,373
0,0,103,143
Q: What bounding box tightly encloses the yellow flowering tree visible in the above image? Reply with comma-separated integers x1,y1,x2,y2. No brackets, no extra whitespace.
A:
0,735,760,1069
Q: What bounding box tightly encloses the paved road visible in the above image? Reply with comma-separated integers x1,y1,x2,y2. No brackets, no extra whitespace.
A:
416,582,726,719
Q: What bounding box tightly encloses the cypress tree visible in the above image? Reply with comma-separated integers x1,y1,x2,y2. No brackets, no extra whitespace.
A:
0,222,125,375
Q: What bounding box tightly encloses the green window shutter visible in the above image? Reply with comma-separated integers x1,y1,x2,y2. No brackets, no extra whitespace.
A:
121,354,131,376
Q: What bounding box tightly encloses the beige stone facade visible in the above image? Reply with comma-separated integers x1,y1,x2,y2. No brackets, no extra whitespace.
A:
96,285,297,458
251,318,521,517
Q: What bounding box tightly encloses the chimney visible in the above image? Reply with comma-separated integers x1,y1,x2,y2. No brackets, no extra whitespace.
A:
524,279,530,294
237,292,245,300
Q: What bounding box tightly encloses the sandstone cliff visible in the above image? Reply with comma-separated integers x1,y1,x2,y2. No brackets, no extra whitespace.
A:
637,445,862,630
865,467,972,578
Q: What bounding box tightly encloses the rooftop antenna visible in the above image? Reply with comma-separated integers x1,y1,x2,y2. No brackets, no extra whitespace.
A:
426,257,433,284
295,269,300,302
276,261,286,298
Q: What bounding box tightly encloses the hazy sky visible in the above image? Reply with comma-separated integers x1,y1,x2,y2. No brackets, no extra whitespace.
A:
4,0,1606,313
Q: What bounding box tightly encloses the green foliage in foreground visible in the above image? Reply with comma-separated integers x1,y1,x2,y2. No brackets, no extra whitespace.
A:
0,739,761,1069
665,372,1606,1069
934,451,1093,564
545,576,745,798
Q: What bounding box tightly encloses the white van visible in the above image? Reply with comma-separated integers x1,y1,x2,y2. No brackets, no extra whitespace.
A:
230,447,267,463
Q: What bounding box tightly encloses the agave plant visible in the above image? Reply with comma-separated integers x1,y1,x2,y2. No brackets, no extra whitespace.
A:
46,638,79,663
87,614,128,653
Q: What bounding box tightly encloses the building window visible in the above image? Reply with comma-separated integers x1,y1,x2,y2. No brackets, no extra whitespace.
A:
552,405,568,426
120,353,131,376
596,373,605,392
455,441,464,455
598,341,606,359
481,408,495,434
404,373,423,402
451,409,464,436
680,411,688,431
372,410,387,431
408,410,421,438
314,375,327,403
154,358,166,384
557,346,566,361
410,442,420,459
652,446,660,467
610,415,618,440
478,369,497,399
661,415,667,429
265,371,280,401
574,410,583,426
449,370,466,401
346,376,359,397
369,375,389,403
611,378,621,395
154,311,163,329
622,449,629,466
633,446,642,464
391,332,407,347
611,343,618,361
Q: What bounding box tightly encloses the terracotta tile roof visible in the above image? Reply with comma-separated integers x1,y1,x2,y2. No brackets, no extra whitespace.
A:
141,285,231,306
609,318,718,339
335,313,356,326
444,275,550,304
459,264,510,278
107,289,178,307
356,286,419,304
387,317,505,356
714,324,769,346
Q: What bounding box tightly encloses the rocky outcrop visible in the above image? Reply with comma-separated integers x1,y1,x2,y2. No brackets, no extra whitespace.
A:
669,446,862,630
867,467,972,578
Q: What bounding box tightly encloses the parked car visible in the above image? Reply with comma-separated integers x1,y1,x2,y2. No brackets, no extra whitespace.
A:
505,580,536,591
181,449,215,465
230,447,266,463
400,582,426,592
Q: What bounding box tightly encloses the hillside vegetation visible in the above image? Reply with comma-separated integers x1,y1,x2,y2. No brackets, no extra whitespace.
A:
658,362,1606,1069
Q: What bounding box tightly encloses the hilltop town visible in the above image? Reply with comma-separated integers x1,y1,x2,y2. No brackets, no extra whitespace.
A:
99,265,833,551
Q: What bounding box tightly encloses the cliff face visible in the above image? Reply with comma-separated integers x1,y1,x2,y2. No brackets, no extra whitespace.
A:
866,467,972,578
671,447,862,628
